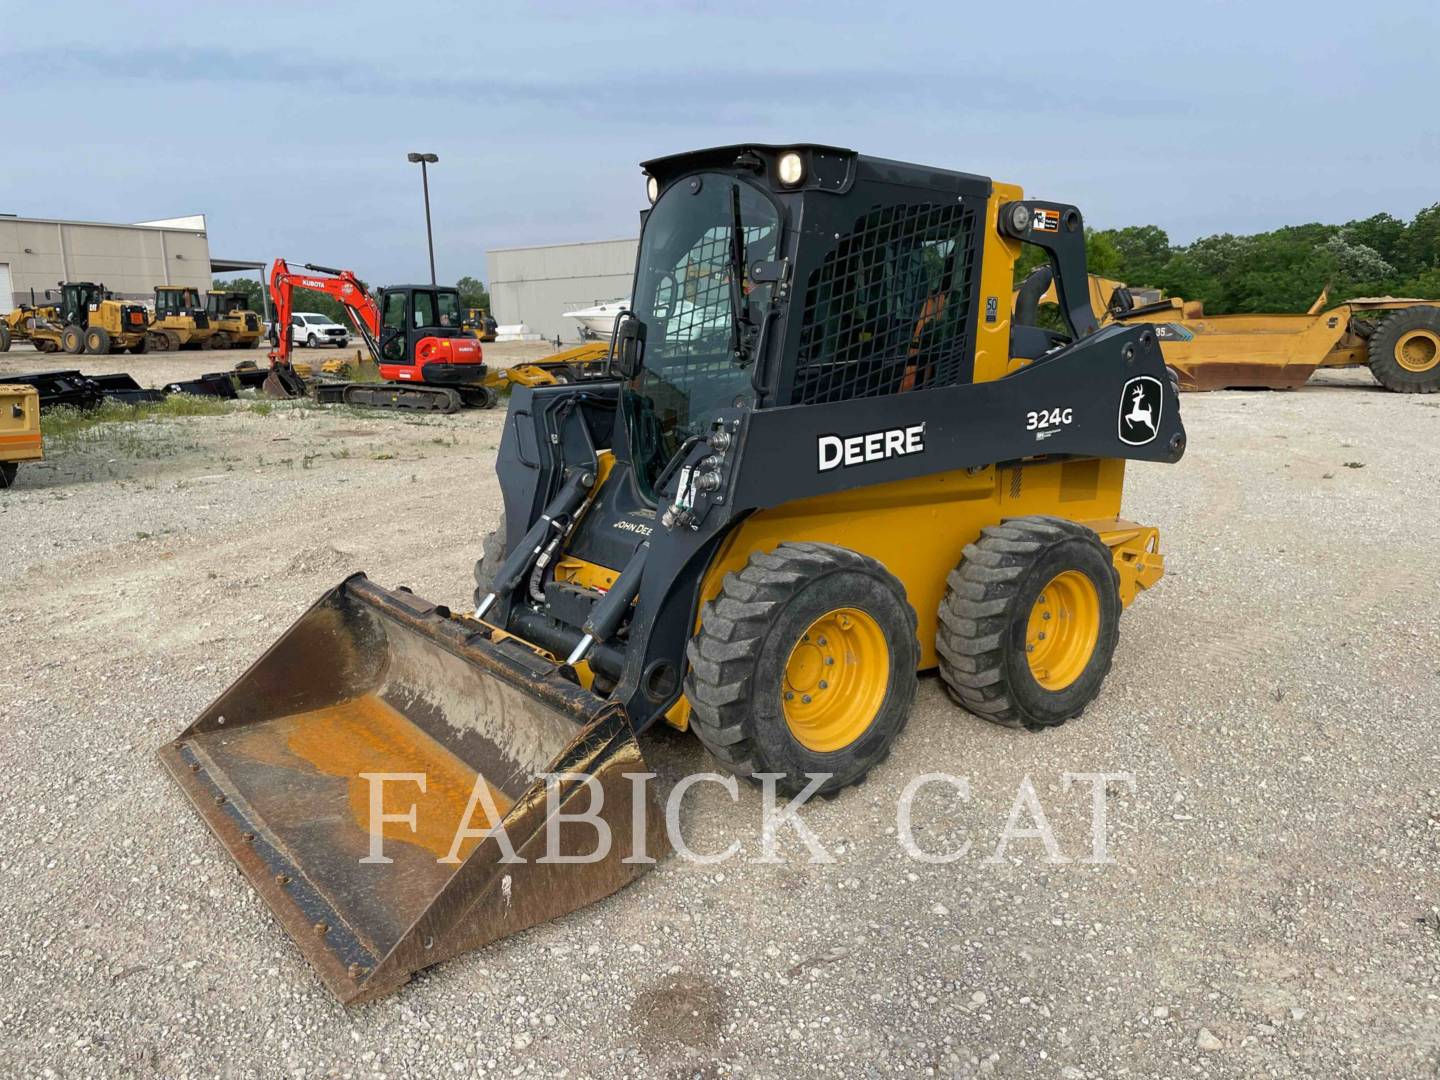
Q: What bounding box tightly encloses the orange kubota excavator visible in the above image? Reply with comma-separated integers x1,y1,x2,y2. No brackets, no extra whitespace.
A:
264,260,498,411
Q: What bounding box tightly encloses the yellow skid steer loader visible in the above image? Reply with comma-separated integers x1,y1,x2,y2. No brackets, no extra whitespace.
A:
162,144,1186,1004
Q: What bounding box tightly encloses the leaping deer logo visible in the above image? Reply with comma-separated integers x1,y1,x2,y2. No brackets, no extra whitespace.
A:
1125,385,1155,436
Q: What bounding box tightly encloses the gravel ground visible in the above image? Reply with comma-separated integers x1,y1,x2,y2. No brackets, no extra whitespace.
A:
1,362,1438,1078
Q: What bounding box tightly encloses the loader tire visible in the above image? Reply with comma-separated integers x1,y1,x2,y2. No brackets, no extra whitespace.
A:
0,325,10,352
936,516,1120,731
0,462,16,489
85,326,111,355
1367,306,1440,393
685,542,918,797
62,325,85,354
471,513,508,610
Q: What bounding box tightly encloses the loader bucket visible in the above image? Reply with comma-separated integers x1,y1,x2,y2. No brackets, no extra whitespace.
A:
159,575,667,1005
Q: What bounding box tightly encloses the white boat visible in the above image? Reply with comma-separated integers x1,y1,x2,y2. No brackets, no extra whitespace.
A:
564,298,628,339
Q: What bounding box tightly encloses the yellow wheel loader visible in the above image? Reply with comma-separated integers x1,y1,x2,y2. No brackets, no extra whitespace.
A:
0,383,42,488
1024,269,1440,393
204,290,264,349
148,285,214,351
161,144,1186,1005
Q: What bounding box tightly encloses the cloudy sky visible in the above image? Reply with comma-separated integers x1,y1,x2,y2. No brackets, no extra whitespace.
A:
3,0,1436,285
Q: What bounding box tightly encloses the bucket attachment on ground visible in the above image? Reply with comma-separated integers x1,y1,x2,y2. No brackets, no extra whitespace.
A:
159,576,667,1005
262,363,308,400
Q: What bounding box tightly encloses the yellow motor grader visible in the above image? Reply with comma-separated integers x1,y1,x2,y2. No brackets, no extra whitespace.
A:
162,144,1186,1004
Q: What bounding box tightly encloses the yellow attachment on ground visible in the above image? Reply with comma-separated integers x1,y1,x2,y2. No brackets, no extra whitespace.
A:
782,607,890,752
1025,570,1100,691
1081,518,1164,607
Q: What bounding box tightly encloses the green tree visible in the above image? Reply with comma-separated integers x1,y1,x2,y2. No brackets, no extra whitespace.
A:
456,275,491,313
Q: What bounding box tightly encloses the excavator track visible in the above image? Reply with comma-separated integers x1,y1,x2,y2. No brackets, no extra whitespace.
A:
315,382,465,413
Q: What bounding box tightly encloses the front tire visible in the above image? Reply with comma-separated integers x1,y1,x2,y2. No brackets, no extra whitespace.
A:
937,516,1120,730
1367,306,1440,393
306,333,318,348
685,542,918,796
62,325,85,354
472,513,508,611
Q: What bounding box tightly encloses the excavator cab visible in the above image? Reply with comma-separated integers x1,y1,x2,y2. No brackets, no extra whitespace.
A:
375,285,486,386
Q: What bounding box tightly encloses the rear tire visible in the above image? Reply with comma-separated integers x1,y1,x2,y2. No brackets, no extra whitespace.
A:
62,325,85,354
936,516,1120,731
0,462,16,489
84,326,111,355
472,513,508,610
685,542,919,796
1367,306,1440,393
0,325,10,352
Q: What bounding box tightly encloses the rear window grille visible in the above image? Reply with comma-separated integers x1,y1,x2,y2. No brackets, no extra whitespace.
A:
792,202,977,405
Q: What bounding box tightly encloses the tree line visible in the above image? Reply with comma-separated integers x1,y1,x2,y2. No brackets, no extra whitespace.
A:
1019,203,1440,315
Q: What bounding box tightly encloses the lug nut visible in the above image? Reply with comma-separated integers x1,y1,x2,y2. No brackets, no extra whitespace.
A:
802,694,812,704
784,691,794,700
1042,611,1052,621
1037,632,1047,641
824,657,834,666
818,680,828,690
817,636,828,646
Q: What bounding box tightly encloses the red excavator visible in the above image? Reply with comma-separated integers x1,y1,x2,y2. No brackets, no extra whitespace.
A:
264,260,497,411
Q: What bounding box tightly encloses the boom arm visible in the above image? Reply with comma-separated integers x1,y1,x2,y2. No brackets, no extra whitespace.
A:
267,259,382,368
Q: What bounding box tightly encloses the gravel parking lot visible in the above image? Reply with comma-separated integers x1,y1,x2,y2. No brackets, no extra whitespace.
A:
1,352,1437,1078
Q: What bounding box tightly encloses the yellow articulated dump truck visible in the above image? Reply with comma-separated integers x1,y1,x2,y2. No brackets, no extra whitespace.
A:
1022,269,1440,393
0,384,42,488
161,144,1186,1004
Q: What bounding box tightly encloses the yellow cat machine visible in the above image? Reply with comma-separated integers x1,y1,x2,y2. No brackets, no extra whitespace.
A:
23,282,150,355
465,306,498,342
161,144,1186,1005
0,297,63,352
0,383,42,488
1025,269,1440,393
204,290,264,349
148,285,214,351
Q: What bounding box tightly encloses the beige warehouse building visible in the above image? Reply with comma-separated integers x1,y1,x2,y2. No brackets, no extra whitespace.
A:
0,213,215,311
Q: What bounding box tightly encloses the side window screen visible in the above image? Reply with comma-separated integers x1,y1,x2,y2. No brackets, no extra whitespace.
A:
412,291,437,328
792,201,978,405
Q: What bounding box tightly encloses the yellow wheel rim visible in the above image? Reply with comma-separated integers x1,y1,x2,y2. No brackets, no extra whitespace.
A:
1395,329,1440,373
782,607,889,753
1025,571,1100,691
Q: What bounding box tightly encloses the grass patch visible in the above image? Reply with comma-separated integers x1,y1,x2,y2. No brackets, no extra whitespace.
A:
42,395,234,445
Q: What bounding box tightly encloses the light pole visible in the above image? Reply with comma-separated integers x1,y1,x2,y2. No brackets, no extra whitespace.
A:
406,152,439,285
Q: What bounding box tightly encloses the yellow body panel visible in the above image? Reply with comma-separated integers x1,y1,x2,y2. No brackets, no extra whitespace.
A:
0,385,44,465
973,183,1026,383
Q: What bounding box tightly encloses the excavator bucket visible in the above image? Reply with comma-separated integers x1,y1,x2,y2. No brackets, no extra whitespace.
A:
262,363,307,400
158,576,667,1005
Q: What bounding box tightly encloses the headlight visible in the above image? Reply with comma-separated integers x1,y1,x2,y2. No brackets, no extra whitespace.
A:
646,175,659,204
777,152,805,186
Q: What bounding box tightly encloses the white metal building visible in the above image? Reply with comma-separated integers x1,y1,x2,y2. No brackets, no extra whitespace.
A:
487,238,637,342
0,213,214,312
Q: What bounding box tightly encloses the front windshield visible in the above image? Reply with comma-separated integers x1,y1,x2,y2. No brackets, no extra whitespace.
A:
624,174,780,497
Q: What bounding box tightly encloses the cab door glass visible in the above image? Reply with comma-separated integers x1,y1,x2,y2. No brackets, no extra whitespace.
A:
412,291,437,329
381,291,409,361
436,291,460,329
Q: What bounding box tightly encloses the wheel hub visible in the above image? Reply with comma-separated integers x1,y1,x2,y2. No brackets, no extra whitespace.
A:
1024,570,1101,691
782,607,888,753
1395,329,1440,373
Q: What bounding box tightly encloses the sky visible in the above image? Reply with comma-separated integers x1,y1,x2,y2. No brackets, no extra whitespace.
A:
3,0,1437,286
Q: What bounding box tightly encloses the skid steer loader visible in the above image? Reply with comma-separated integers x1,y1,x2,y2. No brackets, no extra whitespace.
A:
161,144,1186,1005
